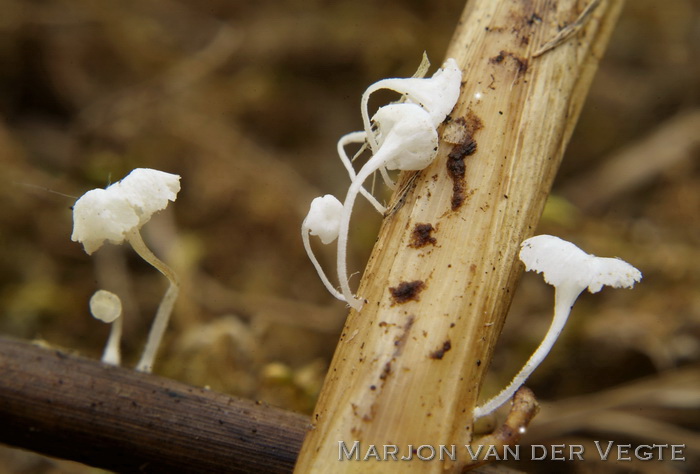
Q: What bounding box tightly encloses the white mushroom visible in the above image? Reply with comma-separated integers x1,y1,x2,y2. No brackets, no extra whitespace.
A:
89,289,123,365
72,168,181,372
361,57,462,152
72,168,180,255
301,195,346,302
337,103,439,310
474,234,642,418
304,56,462,309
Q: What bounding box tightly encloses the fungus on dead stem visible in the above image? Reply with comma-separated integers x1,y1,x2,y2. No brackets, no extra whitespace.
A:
302,57,462,311
72,168,181,372
474,235,642,418
295,1,627,472
336,102,440,310
301,194,346,302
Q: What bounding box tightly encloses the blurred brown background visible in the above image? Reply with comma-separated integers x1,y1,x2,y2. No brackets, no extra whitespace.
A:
0,0,698,472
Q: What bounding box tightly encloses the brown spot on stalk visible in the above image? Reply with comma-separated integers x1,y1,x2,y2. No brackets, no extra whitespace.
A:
389,281,426,304
446,112,482,210
379,361,392,381
409,223,437,248
429,340,452,360
489,50,529,76
393,315,415,354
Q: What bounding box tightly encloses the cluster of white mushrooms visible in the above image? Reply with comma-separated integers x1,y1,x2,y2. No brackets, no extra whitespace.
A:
302,55,463,311
66,61,642,425
71,168,181,372
296,55,642,416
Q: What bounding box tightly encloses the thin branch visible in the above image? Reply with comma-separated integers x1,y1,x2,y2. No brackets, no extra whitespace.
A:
533,0,602,57
0,336,518,473
0,336,309,473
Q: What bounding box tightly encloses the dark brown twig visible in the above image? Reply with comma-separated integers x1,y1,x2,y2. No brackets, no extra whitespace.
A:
0,336,309,473
0,336,522,473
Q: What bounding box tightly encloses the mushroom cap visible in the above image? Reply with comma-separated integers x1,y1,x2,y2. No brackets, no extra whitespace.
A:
114,168,181,225
89,289,122,323
71,168,180,254
305,194,343,244
365,58,462,128
372,103,439,171
519,234,642,293
71,188,141,255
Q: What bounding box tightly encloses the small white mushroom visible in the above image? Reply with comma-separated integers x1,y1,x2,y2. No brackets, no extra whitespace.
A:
89,289,123,365
72,168,180,255
337,103,438,310
474,234,642,418
72,168,181,372
361,57,462,152
301,195,346,302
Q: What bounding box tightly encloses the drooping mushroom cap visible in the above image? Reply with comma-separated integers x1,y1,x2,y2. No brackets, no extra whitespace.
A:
364,58,462,128
372,103,439,171
305,194,343,244
72,168,181,254
519,234,642,293
89,289,123,323
113,168,181,225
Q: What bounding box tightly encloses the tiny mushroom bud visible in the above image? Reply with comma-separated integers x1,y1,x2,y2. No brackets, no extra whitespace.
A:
301,195,346,302
72,168,181,372
474,234,642,418
90,289,122,323
89,289,123,365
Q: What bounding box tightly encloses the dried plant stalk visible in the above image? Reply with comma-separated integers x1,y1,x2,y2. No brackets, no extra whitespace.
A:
294,0,625,472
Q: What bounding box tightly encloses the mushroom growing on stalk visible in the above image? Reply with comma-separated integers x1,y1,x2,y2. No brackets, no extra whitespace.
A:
474,234,642,418
337,103,439,310
361,57,462,153
72,168,180,372
89,289,123,365
303,56,461,310
301,194,346,303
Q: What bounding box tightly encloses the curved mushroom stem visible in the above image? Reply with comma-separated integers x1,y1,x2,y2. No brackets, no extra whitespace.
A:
473,283,583,418
301,224,346,302
337,131,388,213
336,148,393,310
378,166,396,190
101,316,122,365
126,228,180,373
359,55,430,154
361,89,386,154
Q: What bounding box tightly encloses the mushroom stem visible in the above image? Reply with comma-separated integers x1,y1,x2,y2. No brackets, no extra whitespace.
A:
337,149,391,310
102,316,123,365
359,53,431,152
336,131,387,213
301,225,346,302
126,229,180,373
473,283,582,418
